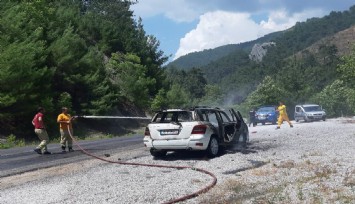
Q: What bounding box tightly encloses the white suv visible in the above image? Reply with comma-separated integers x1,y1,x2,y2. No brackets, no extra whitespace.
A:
143,107,249,158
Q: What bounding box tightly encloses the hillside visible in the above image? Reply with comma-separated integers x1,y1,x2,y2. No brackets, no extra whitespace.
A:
297,25,355,58
166,31,282,70
168,5,355,73
161,5,355,118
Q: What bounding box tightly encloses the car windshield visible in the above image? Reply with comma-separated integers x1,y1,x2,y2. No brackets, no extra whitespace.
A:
153,111,193,123
303,106,321,112
257,107,275,112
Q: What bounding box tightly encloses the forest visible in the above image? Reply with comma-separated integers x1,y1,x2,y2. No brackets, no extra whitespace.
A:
0,0,168,139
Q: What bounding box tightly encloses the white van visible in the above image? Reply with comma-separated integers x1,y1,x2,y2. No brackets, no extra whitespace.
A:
294,104,326,122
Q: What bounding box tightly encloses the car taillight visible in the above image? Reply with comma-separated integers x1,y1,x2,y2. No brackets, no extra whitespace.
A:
144,127,151,137
191,125,207,134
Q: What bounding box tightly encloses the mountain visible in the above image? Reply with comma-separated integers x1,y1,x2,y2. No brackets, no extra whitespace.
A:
166,31,282,70
167,5,355,72
163,5,355,109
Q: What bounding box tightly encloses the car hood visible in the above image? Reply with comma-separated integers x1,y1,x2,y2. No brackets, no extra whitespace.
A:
256,111,275,115
305,111,326,115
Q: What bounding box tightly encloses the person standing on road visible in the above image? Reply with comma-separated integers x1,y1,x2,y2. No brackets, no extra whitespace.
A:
32,107,51,155
249,108,256,127
276,101,293,129
57,107,76,152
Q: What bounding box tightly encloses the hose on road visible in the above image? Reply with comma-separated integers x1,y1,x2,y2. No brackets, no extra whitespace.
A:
67,121,217,204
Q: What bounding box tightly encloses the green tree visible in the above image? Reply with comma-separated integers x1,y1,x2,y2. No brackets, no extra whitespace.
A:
197,85,224,107
150,89,168,111
245,76,288,109
0,1,55,137
106,53,155,108
338,47,355,88
313,80,353,117
166,84,191,108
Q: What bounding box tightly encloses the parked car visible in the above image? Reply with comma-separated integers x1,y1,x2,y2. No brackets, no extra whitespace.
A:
254,106,278,125
294,104,326,122
143,107,249,158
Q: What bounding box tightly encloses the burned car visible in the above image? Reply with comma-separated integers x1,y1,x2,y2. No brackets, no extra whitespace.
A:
143,107,249,158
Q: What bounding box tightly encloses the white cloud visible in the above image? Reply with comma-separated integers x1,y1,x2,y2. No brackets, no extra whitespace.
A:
260,8,325,31
174,11,260,59
174,9,327,59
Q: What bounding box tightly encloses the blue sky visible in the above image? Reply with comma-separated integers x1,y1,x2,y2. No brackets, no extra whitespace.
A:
131,0,355,62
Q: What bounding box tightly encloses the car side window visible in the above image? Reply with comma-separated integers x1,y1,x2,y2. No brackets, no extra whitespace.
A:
153,112,163,122
208,111,219,127
296,107,301,112
219,112,231,122
177,112,192,122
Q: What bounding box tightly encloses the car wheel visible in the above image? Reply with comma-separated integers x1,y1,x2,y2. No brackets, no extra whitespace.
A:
150,149,167,158
304,117,308,122
262,122,265,125
206,136,219,158
322,117,326,121
272,120,277,125
296,119,299,122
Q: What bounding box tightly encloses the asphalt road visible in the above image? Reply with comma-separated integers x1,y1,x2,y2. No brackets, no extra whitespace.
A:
0,135,143,178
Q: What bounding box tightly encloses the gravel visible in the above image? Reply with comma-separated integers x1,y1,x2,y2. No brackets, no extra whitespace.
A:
0,118,354,204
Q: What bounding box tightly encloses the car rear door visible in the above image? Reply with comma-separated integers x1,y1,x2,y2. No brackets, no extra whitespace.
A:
229,109,248,143
218,110,237,142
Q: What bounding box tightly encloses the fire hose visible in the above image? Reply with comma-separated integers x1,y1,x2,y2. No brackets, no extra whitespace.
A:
67,116,217,204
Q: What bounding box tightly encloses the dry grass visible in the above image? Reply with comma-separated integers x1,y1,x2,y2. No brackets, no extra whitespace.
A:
343,168,355,187
200,159,351,204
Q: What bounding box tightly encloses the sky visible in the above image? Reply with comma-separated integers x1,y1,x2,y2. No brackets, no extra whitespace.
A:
130,0,355,61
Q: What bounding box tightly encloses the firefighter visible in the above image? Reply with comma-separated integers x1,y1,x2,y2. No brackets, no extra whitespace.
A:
57,107,76,152
32,107,51,154
276,101,293,129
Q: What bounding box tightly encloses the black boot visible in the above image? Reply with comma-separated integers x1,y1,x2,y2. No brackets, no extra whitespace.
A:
61,146,66,152
34,148,42,154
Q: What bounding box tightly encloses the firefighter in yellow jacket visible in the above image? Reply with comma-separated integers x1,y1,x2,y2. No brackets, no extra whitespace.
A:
57,107,76,152
276,101,293,129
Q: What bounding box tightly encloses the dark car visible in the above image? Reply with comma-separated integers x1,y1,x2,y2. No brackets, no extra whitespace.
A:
254,106,278,125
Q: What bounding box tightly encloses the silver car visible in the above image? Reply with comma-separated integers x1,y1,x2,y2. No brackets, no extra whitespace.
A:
294,104,326,122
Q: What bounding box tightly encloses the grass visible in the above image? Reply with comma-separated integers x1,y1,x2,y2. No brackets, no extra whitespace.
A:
201,158,352,204
0,134,26,149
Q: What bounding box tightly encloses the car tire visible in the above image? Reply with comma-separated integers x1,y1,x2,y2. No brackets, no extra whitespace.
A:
206,136,219,158
322,117,326,121
262,122,265,125
272,120,277,125
150,149,167,158
304,117,308,122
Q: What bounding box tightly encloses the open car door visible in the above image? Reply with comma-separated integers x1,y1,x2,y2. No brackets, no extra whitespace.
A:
229,109,249,145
